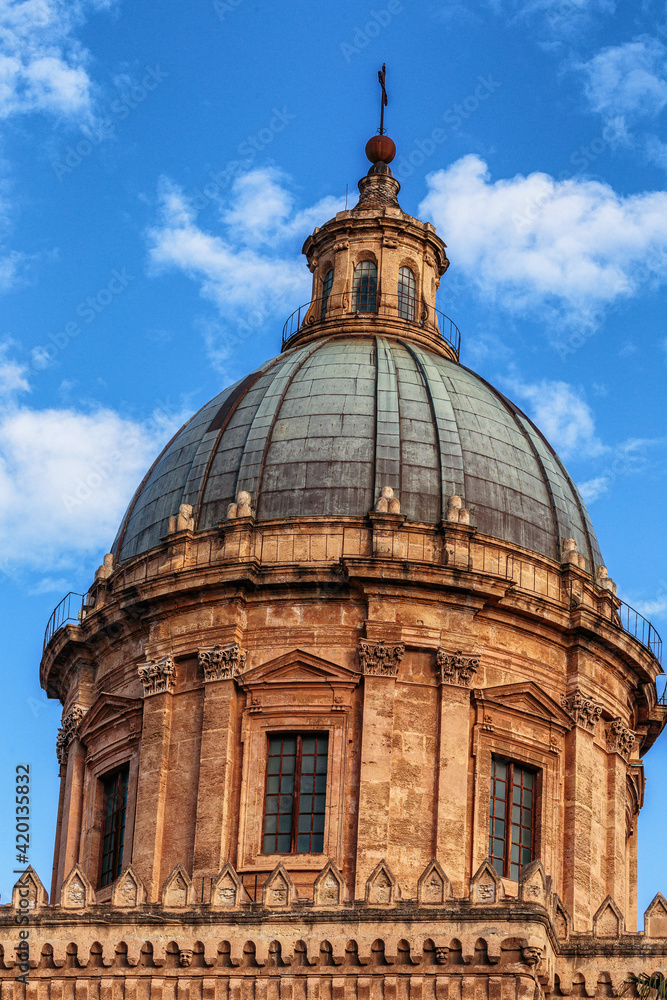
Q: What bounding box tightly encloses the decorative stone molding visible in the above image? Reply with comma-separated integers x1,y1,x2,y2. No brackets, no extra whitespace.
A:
161,864,193,907
519,859,548,906
110,866,145,908
198,642,246,681
469,859,504,904
365,860,400,905
552,893,571,941
167,503,195,534
417,858,451,905
138,655,175,696
562,537,586,569
521,945,543,968
11,867,47,910
55,705,85,765
262,862,297,908
560,690,602,732
374,485,400,514
644,892,667,938
313,860,345,906
606,718,636,759
210,862,244,909
358,639,405,677
60,865,94,909
226,490,254,519
436,648,480,687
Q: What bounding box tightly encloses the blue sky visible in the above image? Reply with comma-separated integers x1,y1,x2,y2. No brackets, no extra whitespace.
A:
0,0,666,914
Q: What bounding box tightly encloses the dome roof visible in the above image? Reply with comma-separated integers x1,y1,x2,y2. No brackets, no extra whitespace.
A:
112,334,602,569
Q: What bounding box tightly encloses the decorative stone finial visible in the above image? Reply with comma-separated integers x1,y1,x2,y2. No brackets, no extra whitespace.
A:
374,485,400,513
227,490,254,519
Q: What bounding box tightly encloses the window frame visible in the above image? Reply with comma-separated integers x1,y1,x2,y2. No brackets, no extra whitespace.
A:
352,260,378,313
488,756,537,880
99,765,130,888
320,267,334,321
261,731,329,855
397,265,416,321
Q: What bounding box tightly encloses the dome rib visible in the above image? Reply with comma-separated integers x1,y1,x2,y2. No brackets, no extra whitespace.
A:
374,337,401,499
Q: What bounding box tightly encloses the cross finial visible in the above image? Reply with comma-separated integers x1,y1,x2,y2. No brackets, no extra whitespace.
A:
378,63,388,135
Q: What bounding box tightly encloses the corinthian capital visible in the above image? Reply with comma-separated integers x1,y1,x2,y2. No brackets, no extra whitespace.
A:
358,639,405,677
198,642,246,681
56,706,86,765
560,690,602,732
436,649,480,687
138,655,176,696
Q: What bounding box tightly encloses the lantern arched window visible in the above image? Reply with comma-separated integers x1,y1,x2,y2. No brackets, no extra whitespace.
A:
397,266,416,321
320,268,333,320
352,260,377,313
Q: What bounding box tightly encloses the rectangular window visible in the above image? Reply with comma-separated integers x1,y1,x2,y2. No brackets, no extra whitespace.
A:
489,758,536,880
100,766,129,887
262,733,328,854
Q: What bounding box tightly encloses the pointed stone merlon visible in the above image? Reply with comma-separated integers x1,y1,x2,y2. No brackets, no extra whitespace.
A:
110,865,146,907
227,490,254,519
365,860,400,904
593,895,624,938
94,552,114,581
168,503,195,533
469,858,504,903
313,860,346,906
519,859,549,906
417,858,451,904
595,564,617,595
60,865,95,908
562,538,587,569
161,863,194,907
358,638,405,677
446,495,470,524
138,655,176,696
262,862,297,907
198,642,246,681
645,892,667,937
374,485,400,514
210,862,244,908
12,867,48,911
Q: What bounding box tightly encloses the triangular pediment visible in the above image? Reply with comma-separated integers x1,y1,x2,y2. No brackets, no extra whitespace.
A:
474,682,572,729
78,692,142,741
240,649,360,689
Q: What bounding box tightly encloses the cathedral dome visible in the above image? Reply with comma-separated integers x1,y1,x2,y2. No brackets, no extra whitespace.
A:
112,333,602,570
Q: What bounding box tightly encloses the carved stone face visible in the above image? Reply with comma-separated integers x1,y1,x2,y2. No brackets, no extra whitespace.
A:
179,950,193,968
435,947,449,965
521,946,543,967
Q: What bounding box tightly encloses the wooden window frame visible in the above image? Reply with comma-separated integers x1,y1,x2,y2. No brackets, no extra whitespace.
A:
489,757,537,880
261,732,329,855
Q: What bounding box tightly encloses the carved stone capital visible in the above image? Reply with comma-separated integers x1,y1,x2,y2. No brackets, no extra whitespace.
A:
198,642,246,682
437,648,479,687
358,639,405,677
138,655,176,697
560,690,602,732
606,718,636,759
56,706,86,765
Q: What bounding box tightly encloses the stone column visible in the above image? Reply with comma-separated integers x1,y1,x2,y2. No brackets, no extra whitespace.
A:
54,736,86,900
561,689,602,930
434,649,478,897
354,639,404,896
192,643,244,877
132,656,176,901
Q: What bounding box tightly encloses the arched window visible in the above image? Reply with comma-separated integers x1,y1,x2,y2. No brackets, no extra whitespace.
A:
320,268,333,320
397,266,416,321
352,260,377,313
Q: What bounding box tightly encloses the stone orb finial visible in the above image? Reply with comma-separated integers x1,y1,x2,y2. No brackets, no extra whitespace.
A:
365,134,396,164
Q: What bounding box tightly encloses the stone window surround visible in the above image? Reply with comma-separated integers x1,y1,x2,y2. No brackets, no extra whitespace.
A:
77,716,141,898
237,708,350,873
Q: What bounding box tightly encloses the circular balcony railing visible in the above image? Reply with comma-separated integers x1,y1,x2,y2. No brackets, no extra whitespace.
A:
281,291,461,358
43,591,86,653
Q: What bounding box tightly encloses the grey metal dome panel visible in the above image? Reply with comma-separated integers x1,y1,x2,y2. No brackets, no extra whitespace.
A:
112,335,603,569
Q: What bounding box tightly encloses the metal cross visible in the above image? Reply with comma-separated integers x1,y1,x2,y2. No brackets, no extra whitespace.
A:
378,63,388,134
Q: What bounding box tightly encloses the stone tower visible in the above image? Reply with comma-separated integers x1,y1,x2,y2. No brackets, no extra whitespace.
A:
3,134,667,1000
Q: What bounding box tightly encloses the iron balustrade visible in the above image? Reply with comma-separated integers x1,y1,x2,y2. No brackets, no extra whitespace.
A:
281,291,461,358
43,591,85,653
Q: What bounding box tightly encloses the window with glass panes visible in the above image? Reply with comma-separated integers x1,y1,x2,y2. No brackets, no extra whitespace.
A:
489,758,536,880
397,266,416,321
320,268,333,320
99,766,129,887
352,261,377,313
262,733,328,854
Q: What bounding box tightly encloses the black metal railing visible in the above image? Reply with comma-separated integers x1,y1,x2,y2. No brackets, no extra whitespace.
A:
281,291,461,357
615,599,662,665
43,592,85,652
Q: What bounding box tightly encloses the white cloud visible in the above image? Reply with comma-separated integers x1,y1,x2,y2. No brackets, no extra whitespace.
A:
0,0,102,121
146,170,344,371
505,377,605,459
0,355,186,573
578,38,667,127
0,341,29,397
419,155,667,330
576,475,610,502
